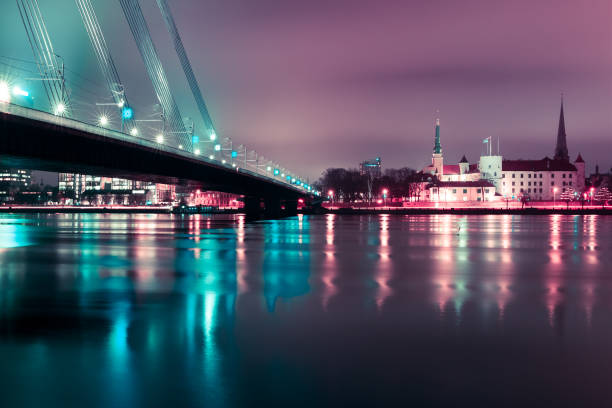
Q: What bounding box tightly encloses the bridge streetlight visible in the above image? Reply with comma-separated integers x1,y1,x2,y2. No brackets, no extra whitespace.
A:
130,128,139,136
0,81,10,103
99,115,109,126
54,103,66,116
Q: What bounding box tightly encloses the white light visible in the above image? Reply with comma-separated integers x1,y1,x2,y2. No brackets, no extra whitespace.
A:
210,131,216,141
130,128,139,136
214,144,221,151
222,159,226,164
266,166,271,171
55,103,66,115
99,115,108,126
281,173,285,177
232,163,236,167
0,81,10,103
156,134,164,144
178,144,183,150
12,86,28,97
194,148,201,155
117,99,125,108
209,155,214,160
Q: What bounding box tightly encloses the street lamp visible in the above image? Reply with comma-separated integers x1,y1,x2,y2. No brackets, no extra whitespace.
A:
382,188,389,206
328,189,334,204
553,187,558,209
99,115,109,126
156,134,164,144
130,127,138,136
0,81,10,103
54,103,66,116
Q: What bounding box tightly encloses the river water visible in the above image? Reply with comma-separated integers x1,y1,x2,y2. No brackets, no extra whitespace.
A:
0,213,610,407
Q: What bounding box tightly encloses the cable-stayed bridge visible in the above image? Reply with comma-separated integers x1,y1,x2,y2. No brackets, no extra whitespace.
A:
1,0,319,215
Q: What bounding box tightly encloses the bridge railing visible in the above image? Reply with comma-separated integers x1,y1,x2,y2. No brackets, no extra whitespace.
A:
0,102,318,195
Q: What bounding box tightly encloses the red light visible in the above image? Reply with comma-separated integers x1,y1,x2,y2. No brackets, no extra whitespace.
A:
298,198,304,203
382,188,388,195
328,190,334,197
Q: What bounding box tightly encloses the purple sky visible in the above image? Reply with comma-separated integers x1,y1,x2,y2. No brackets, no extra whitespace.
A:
2,0,611,184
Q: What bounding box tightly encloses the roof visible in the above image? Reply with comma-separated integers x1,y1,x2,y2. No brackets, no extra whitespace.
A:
468,163,480,173
575,153,584,163
427,180,496,189
502,157,577,172
459,155,469,163
443,164,460,175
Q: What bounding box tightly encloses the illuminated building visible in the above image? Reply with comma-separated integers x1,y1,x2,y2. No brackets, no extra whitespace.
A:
420,99,586,201
359,157,382,179
0,168,31,201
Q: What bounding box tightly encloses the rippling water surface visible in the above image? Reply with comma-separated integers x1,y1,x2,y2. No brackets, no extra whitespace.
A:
0,213,611,407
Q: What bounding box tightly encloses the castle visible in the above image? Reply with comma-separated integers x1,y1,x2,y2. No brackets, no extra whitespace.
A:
420,99,585,202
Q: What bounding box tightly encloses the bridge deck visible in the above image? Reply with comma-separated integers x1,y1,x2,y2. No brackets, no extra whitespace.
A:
0,103,310,200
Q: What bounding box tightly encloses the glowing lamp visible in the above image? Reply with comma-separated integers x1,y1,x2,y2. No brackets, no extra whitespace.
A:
122,106,133,120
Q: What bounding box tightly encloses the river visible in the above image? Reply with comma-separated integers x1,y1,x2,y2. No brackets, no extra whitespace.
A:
0,213,610,407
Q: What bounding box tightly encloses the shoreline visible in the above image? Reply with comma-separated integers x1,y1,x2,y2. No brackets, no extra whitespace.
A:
317,207,612,215
0,206,611,215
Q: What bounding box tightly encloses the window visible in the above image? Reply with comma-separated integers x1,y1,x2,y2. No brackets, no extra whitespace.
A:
520,174,524,178
539,181,542,186
488,164,491,169
512,188,515,193
528,182,531,186
551,174,555,178
569,181,572,186
562,174,566,178
539,188,543,193
539,174,542,178
512,182,515,186
528,174,531,178
551,181,555,186
520,182,524,186
494,172,497,176
463,189,467,194
512,174,516,178
520,188,524,193
452,189,457,194
476,189,481,193
563,181,566,186
485,189,490,193
502,174,506,178
528,188,531,193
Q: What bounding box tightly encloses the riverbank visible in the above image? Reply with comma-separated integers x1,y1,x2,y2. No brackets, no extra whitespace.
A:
0,205,238,214
317,207,612,215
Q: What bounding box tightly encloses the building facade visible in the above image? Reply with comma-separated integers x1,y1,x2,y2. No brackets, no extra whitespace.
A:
419,99,586,202
359,157,382,179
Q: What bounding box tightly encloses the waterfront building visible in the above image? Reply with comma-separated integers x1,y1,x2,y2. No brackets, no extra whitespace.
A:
420,116,499,202
419,99,585,202
0,168,32,202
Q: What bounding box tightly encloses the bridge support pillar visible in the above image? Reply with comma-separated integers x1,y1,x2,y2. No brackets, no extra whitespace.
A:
282,200,298,217
264,198,282,218
244,196,263,217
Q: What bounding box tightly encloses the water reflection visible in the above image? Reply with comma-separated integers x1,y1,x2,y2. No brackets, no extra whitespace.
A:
0,213,611,406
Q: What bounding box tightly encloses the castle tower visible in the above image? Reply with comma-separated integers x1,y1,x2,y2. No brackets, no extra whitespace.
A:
574,153,585,193
459,155,469,175
432,117,443,178
554,96,570,161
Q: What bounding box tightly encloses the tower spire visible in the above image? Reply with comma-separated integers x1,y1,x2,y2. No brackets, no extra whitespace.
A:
554,94,569,161
433,114,441,154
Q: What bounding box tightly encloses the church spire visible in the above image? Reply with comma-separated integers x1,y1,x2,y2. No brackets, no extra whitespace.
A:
554,95,569,161
433,116,441,154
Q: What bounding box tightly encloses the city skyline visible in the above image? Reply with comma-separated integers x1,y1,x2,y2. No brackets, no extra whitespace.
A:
1,0,611,183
